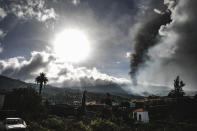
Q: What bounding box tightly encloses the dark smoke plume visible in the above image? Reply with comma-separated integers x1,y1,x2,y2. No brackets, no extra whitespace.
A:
130,10,172,85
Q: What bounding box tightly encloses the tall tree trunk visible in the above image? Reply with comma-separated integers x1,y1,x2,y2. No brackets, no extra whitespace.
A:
81,91,86,114
39,82,43,95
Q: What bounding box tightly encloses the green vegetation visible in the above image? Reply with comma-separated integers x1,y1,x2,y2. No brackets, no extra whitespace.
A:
3,87,47,121
90,118,118,131
27,117,197,131
1,75,197,131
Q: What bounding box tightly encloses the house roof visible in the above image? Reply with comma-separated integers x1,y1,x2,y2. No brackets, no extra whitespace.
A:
133,108,147,112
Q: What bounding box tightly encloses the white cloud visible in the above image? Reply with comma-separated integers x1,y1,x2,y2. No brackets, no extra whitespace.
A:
72,0,80,6
126,52,131,58
0,29,5,53
0,8,7,19
9,0,57,22
0,30,3,37
154,9,164,15
0,51,130,88
0,43,3,53
0,29,6,38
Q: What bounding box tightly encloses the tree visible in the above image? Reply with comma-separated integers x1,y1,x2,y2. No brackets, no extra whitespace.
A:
195,94,197,99
168,76,185,98
35,72,48,95
3,87,47,120
105,93,112,106
81,90,87,114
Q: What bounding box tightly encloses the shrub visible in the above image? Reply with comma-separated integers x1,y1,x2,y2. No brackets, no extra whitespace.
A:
28,122,48,131
67,121,91,131
41,117,65,131
90,118,118,131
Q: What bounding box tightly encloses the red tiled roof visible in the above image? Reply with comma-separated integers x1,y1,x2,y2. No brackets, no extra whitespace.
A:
133,108,144,112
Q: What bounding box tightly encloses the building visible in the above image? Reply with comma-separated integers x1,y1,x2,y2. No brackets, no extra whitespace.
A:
129,102,136,108
112,101,119,106
133,108,149,123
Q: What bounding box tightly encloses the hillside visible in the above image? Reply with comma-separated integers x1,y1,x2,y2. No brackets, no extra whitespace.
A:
0,75,139,103
0,75,28,90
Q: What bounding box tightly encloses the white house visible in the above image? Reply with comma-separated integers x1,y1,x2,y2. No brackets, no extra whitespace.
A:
133,108,149,123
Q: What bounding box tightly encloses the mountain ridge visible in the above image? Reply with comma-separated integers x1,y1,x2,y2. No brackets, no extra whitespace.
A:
0,75,135,97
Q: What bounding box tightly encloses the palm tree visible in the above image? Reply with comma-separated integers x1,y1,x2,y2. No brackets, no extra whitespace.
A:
35,72,48,95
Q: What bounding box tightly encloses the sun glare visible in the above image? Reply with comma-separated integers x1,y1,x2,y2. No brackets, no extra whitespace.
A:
53,29,90,62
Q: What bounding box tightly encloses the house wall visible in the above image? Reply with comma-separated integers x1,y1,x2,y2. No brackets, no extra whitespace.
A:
133,112,149,123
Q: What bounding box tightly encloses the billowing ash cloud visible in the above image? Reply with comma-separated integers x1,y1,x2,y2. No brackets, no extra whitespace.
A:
132,0,197,92
0,51,130,88
130,1,172,85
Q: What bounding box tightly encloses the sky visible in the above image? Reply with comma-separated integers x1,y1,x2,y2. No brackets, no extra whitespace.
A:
0,0,197,95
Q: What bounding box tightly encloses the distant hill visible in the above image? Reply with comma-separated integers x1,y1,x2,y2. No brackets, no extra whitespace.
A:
0,75,28,90
0,75,138,100
80,83,128,95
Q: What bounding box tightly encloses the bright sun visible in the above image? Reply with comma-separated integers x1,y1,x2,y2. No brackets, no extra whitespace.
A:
53,29,90,62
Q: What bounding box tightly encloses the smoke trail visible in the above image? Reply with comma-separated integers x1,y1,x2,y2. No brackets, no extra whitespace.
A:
130,9,172,85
